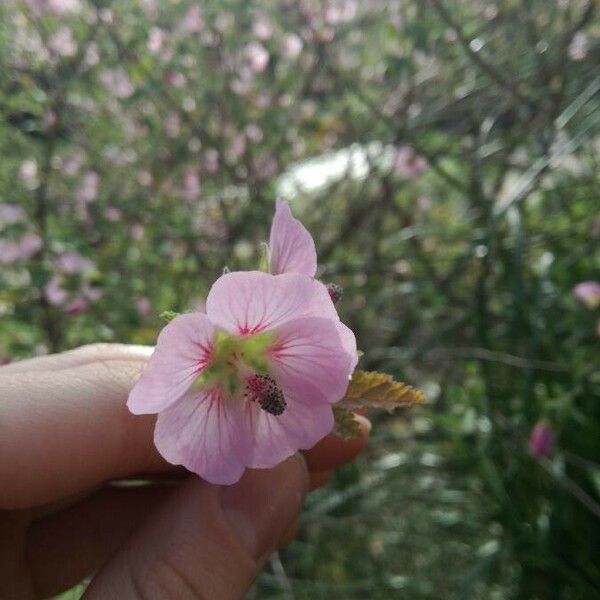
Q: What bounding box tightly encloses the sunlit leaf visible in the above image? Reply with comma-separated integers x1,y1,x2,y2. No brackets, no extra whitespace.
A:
337,370,425,412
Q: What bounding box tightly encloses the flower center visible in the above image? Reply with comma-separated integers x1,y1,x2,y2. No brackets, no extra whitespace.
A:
194,330,286,415
245,374,287,416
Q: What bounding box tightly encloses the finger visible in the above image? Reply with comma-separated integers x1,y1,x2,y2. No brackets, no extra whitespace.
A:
83,456,308,600
302,414,371,472
309,470,333,490
0,344,153,375
0,358,171,510
25,485,173,599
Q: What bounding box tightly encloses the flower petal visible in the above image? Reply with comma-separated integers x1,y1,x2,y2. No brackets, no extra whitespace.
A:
154,387,251,485
269,199,317,276
270,316,356,404
127,312,215,415
242,392,335,468
206,271,337,335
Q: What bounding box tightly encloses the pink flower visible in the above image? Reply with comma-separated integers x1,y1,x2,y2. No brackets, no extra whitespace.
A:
281,33,303,59
55,251,94,275
128,271,357,484
244,41,270,72
18,232,42,257
269,199,317,276
393,146,428,178
45,276,68,306
136,296,152,318
76,171,99,205
100,68,134,99
573,281,600,310
529,422,555,459
64,297,88,316
0,204,25,225
180,5,204,34
19,159,39,190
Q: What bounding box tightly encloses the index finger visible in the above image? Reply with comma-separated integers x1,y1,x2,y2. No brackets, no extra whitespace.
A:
0,354,168,510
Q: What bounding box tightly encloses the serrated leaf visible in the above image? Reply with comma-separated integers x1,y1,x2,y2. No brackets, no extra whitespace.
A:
160,310,180,322
337,370,425,412
333,407,362,439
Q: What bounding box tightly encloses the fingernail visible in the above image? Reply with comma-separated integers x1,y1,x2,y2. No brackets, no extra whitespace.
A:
221,454,308,561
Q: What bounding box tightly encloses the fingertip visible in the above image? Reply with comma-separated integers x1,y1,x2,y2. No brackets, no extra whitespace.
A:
302,414,370,472
309,470,332,491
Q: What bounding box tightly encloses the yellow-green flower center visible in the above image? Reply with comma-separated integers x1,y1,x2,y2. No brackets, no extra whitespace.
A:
194,330,275,399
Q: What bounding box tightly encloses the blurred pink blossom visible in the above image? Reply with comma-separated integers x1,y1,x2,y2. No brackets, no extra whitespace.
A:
61,151,84,176
18,233,42,257
130,223,145,241
182,170,201,201
529,422,555,459
0,233,43,264
49,27,77,58
568,32,588,61
0,240,20,265
325,0,358,25
253,153,278,181
19,159,39,190
573,281,600,310
281,33,303,59
164,70,186,88
244,41,269,72
203,149,220,174
82,285,102,303
76,171,99,205
165,113,181,137
64,297,88,316
55,251,95,275
100,68,134,98
245,123,264,143
180,5,204,34
148,27,167,54
45,276,68,306
393,146,428,178
136,296,152,318
0,204,25,225
253,15,273,40
27,0,80,15
104,207,122,222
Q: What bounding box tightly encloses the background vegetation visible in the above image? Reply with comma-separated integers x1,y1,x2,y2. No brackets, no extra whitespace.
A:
1,0,599,598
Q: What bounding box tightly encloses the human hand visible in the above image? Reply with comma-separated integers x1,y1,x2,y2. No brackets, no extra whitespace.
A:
0,344,369,599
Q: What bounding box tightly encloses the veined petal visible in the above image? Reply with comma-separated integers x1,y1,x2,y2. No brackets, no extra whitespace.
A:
127,312,215,415
206,271,337,335
269,316,356,404
269,199,317,276
154,387,251,485
242,394,335,468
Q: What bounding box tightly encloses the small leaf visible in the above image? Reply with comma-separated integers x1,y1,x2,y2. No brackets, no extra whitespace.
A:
160,310,180,322
337,370,425,412
333,407,362,439
258,242,270,273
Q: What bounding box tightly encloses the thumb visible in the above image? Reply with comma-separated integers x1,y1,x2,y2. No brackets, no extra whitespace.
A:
83,455,308,600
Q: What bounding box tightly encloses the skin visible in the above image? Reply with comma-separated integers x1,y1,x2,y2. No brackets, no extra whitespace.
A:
0,343,370,599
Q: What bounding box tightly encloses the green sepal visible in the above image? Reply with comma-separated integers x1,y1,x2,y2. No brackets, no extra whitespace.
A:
160,310,180,322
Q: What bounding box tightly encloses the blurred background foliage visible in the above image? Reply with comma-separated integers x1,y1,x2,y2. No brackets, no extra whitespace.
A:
1,0,599,598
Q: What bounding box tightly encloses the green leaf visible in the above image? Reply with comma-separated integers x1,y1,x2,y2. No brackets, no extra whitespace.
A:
159,310,180,322
337,370,425,412
258,242,270,273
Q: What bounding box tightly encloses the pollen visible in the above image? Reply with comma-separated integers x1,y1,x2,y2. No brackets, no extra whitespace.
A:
325,282,343,304
245,374,287,416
